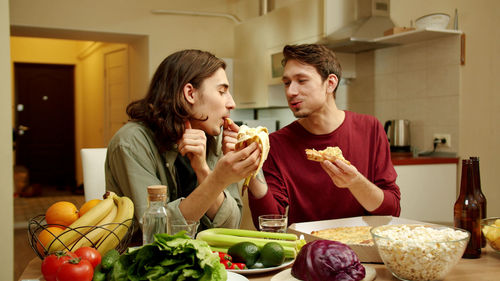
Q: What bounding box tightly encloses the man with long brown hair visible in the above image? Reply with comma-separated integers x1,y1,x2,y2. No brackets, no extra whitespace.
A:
105,49,261,233
245,44,400,227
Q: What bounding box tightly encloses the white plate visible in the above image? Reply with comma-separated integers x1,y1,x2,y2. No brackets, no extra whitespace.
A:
271,265,376,281
227,271,249,281
227,259,294,275
270,268,299,281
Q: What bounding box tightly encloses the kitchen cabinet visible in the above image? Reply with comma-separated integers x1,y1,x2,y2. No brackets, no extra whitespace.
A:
233,0,323,108
394,162,458,225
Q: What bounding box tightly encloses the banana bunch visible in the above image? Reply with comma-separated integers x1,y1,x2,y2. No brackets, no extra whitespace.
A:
47,191,134,255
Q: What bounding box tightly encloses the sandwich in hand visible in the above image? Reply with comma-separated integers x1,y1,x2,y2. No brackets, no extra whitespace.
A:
305,146,350,165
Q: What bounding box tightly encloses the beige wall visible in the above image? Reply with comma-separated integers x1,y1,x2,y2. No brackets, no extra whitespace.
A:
1,1,14,280
9,0,245,73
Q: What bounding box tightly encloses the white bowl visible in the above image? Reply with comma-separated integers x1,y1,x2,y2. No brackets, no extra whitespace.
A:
415,13,450,29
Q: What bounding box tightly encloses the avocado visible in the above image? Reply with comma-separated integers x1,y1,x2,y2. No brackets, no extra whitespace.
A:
260,242,285,267
228,241,260,268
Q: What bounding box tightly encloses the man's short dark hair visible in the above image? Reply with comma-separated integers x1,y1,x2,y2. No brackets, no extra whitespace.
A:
282,44,342,94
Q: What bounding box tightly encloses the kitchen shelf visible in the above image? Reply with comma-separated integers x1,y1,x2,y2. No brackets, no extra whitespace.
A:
374,28,463,45
328,28,463,53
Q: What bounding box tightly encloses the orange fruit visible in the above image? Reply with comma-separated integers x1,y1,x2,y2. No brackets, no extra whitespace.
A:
79,199,101,217
37,226,64,254
45,201,79,227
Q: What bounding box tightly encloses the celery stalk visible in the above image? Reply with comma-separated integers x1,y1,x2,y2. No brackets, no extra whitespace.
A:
197,228,306,259
210,246,228,253
203,228,299,241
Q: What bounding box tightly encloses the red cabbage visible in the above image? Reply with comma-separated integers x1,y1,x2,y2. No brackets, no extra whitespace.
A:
291,240,365,281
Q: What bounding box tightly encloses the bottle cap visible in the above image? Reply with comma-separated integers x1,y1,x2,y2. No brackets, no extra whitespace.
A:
147,185,167,201
147,185,167,195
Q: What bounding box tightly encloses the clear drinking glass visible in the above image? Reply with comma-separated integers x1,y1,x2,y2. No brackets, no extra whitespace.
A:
258,214,288,233
171,220,200,238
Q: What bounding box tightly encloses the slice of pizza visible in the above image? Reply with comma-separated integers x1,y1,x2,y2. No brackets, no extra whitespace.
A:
235,123,270,188
305,146,350,165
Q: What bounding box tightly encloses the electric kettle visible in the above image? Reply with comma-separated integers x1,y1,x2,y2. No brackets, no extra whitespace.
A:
384,119,411,152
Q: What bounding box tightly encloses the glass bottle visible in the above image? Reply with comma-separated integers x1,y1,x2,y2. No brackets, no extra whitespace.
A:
470,156,487,247
454,159,481,258
142,185,170,245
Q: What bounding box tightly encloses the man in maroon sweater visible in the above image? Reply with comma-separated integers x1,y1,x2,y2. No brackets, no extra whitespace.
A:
245,44,401,228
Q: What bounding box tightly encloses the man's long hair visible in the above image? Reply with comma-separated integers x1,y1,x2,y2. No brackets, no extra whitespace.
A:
127,49,226,152
282,44,342,97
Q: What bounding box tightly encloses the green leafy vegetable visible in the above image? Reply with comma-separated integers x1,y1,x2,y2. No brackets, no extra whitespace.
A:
107,231,226,280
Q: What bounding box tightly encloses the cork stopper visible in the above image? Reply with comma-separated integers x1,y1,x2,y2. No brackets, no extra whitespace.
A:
147,185,167,201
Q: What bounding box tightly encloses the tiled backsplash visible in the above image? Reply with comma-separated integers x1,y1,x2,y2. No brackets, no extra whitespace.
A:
345,36,461,153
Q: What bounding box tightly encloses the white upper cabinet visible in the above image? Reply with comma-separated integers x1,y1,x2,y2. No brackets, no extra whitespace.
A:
234,0,324,108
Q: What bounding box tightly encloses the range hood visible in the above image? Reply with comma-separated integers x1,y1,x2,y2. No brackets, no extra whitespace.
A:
318,0,397,53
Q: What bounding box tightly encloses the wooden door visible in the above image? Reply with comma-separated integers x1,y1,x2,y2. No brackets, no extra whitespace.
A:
104,48,129,144
14,63,76,187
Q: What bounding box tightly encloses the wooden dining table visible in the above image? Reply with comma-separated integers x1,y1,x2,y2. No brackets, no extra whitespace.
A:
19,246,500,281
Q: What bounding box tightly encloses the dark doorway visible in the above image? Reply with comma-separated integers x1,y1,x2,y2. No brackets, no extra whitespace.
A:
14,63,76,189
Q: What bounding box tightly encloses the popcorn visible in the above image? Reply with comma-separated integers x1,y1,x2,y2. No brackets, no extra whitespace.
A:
372,225,468,281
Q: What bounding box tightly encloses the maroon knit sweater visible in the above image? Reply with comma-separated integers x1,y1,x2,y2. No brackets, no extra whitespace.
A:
249,111,401,227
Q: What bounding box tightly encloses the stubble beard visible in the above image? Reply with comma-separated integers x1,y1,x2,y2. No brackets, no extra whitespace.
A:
291,108,310,118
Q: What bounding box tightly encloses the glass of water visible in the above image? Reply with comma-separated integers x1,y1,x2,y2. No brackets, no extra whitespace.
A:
258,214,288,233
171,220,200,238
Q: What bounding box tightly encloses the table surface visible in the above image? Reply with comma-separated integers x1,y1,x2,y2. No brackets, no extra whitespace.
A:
20,246,500,281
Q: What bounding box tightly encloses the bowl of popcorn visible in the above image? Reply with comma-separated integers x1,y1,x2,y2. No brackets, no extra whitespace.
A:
481,217,500,252
371,224,469,281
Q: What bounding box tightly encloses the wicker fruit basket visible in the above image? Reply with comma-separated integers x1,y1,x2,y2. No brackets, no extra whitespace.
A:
28,214,135,259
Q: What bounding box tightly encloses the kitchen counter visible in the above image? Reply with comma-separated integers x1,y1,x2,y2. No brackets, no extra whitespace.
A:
392,153,458,223
391,152,459,166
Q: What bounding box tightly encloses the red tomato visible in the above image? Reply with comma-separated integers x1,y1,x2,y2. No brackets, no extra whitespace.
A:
74,247,101,268
217,252,232,261
41,251,77,281
231,262,247,269
56,257,94,281
221,259,232,269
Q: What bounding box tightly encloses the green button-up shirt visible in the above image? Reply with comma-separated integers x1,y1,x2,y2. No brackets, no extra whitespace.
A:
105,122,242,231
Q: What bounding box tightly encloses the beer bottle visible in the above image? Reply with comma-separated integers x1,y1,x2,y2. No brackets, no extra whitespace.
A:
470,156,487,247
454,159,481,258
